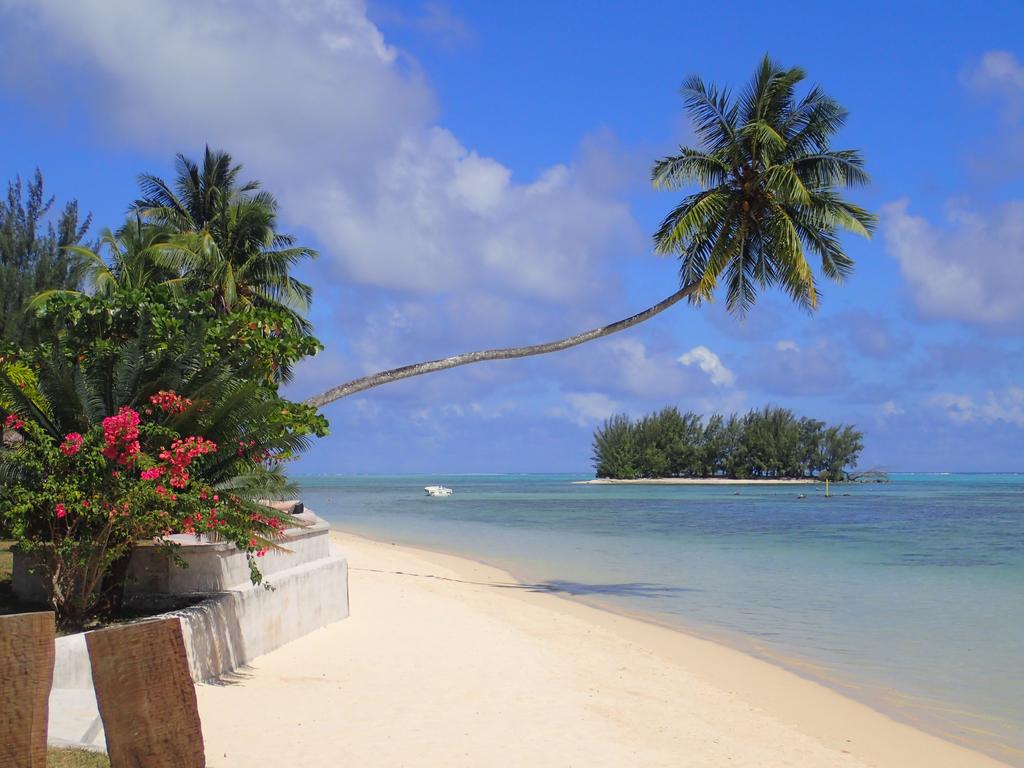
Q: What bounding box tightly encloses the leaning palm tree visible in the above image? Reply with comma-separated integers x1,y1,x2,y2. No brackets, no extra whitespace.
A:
304,56,876,409
136,147,317,327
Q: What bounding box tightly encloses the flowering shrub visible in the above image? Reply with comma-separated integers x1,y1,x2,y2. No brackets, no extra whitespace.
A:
0,392,292,628
148,391,193,415
59,432,83,456
101,406,141,464
1,285,326,628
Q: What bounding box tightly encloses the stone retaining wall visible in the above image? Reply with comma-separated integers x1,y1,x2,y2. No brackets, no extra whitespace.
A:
45,512,348,751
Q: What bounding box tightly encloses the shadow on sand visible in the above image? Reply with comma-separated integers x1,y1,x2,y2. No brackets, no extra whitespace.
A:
520,580,692,598
350,567,693,599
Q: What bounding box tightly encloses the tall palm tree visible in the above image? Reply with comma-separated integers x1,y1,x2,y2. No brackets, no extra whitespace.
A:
304,56,876,409
136,147,317,327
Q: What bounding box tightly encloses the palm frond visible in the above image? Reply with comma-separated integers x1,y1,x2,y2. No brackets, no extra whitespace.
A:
651,149,729,189
680,75,739,156
652,56,874,316
653,188,731,254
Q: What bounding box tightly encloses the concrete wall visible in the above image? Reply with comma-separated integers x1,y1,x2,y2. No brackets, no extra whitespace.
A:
15,511,331,602
125,511,332,595
46,514,348,751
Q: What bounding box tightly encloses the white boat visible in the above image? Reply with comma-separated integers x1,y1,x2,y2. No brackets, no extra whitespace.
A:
424,485,453,497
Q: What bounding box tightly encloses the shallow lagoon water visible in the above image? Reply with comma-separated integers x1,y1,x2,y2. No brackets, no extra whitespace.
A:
298,473,1024,763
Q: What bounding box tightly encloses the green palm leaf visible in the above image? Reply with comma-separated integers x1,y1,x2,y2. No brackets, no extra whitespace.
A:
652,54,877,314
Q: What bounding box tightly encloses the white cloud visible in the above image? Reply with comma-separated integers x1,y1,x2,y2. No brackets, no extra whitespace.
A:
928,393,977,423
605,338,683,396
300,127,638,300
880,400,904,418
549,392,622,427
881,198,1024,326
884,52,1024,328
929,388,1024,428
876,399,905,426
1,0,640,307
677,345,735,387
468,401,518,420
554,336,726,401
963,51,1024,102
980,386,1024,427
750,338,848,396
960,51,1024,182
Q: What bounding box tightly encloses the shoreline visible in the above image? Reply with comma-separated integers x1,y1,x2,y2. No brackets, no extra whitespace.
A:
332,527,1019,767
576,477,819,485
196,526,1011,767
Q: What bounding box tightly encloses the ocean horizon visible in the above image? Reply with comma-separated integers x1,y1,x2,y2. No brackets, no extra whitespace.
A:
298,472,1024,765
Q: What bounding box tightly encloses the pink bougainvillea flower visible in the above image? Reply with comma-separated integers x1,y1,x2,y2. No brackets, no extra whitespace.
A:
140,467,164,481
149,390,193,415
55,503,67,519
157,436,217,489
4,413,25,430
59,432,83,457
101,407,141,465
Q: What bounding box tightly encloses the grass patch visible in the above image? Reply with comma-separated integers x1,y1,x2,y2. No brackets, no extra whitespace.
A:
0,539,19,616
0,539,12,580
47,748,110,767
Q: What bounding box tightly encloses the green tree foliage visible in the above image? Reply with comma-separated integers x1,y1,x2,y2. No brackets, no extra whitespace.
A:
0,385,298,629
0,171,91,346
0,149,329,626
135,147,317,331
29,286,325,389
593,406,862,481
0,286,327,627
29,216,181,307
592,414,640,479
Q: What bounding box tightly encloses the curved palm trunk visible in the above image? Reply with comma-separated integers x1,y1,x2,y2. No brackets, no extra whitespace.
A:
304,283,700,409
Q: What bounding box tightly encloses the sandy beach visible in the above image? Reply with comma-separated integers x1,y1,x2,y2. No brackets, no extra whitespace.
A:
577,477,818,485
194,530,1008,767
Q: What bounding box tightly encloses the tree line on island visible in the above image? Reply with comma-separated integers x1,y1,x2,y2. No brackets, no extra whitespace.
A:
592,406,863,481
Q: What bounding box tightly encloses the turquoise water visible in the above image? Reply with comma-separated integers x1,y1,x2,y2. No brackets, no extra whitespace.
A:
298,473,1024,763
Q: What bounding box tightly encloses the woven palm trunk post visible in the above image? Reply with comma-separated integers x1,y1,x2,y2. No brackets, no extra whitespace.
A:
0,611,55,768
86,617,205,767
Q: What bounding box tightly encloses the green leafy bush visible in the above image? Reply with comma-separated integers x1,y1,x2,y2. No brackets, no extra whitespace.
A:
0,287,328,628
0,151,329,628
592,406,862,481
1,396,292,628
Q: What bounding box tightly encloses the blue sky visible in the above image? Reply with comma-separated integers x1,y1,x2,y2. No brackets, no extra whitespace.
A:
1,0,1022,473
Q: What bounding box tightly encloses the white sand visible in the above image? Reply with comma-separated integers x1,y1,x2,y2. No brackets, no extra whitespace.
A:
196,531,1009,768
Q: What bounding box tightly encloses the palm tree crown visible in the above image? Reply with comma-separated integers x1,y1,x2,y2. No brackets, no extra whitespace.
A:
135,147,317,325
652,55,876,314
28,217,179,309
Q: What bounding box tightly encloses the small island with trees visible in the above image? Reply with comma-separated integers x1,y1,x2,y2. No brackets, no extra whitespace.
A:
590,406,863,482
